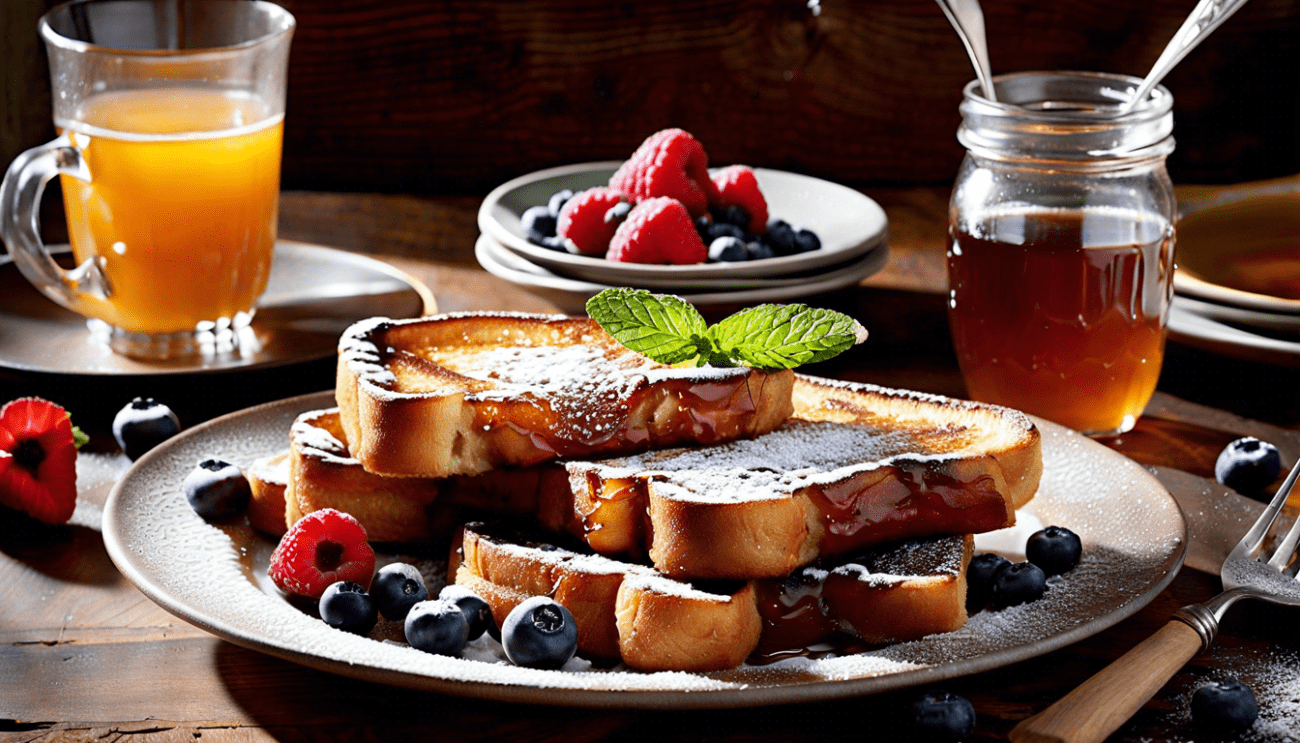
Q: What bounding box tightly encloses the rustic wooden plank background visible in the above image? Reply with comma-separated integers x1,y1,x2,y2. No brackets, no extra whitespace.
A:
2,0,1298,195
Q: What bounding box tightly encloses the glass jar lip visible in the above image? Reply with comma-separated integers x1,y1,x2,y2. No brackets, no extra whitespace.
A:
40,0,295,57
962,70,1174,122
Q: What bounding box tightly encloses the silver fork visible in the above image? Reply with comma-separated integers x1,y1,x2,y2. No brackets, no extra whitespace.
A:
1009,458,1300,743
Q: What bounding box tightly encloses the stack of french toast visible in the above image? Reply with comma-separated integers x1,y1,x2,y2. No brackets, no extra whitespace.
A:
247,311,1043,672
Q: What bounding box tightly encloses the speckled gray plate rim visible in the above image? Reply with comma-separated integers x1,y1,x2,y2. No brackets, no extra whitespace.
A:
477,161,889,284
102,391,1186,709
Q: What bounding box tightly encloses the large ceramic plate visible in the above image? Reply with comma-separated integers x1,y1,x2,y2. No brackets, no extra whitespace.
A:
475,234,889,315
1168,298,1300,368
478,162,888,285
103,391,1185,709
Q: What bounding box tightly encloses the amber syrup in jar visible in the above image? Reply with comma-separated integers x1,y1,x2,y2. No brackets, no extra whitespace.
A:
948,208,1174,434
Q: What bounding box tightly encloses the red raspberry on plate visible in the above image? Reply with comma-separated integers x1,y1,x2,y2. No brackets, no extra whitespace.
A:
556,187,628,256
609,129,718,218
608,196,708,265
711,165,769,234
0,397,78,525
269,508,375,599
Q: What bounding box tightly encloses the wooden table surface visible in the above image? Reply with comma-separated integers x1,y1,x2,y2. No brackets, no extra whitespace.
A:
3,186,1300,742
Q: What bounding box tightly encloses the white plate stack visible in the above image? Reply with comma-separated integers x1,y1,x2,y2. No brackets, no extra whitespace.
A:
475,162,890,314
1167,178,1300,367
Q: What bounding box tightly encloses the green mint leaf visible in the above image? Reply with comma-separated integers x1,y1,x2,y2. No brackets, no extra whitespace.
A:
585,288,708,365
71,424,89,449
707,303,867,369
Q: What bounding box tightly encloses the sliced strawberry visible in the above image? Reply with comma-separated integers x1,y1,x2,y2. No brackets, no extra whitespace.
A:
711,165,769,235
608,197,708,265
0,398,77,525
269,508,375,599
609,129,717,218
556,187,628,256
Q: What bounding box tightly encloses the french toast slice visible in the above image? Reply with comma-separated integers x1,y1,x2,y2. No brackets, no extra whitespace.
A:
564,374,1040,578
452,521,971,671
335,313,794,478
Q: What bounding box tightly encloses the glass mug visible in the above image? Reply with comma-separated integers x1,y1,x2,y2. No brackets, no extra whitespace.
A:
947,71,1177,436
0,0,294,359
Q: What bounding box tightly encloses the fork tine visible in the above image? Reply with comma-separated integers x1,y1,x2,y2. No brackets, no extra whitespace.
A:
1239,457,1300,556
1267,459,1300,570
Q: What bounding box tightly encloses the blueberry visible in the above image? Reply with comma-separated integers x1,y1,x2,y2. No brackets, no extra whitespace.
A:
547,189,575,217
1191,678,1258,730
1215,437,1282,498
501,596,577,669
440,584,496,641
794,228,822,253
710,204,750,229
1026,526,1083,576
991,561,1047,608
693,216,713,239
709,236,749,263
536,235,567,251
404,598,469,656
371,562,428,621
746,241,776,260
965,552,1011,611
604,201,632,224
319,581,378,635
112,398,180,461
181,459,251,520
910,690,976,739
521,206,557,243
765,219,798,255
706,222,745,242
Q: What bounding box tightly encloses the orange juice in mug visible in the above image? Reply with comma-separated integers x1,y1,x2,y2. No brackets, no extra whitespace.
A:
0,0,294,359
61,88,283,335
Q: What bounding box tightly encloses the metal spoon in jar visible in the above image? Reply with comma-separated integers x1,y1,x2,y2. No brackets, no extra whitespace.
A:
1119,0,1252,113
934,0,998,102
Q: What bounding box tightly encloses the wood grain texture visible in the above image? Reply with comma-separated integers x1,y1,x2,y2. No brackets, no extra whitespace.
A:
3,0,1298,194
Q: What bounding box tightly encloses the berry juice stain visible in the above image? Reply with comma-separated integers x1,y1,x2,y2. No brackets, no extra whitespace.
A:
947,208,1174,435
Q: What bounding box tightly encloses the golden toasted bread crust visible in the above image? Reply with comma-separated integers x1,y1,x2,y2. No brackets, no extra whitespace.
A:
245,451,290,537
335,313,793,478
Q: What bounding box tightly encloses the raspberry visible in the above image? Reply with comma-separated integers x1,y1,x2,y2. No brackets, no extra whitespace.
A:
608,197,708,265
0,398,78,525
556,187,628,256
269,508,375,599
609,129,717,218
711,165,768,235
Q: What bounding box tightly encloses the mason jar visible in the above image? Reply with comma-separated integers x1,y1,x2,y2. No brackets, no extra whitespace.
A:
947,71,1177,436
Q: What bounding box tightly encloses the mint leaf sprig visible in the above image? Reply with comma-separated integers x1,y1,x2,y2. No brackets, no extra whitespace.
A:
585,288,868,370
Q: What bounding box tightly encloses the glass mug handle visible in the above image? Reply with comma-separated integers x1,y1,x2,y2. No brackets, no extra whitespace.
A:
0,134,111,315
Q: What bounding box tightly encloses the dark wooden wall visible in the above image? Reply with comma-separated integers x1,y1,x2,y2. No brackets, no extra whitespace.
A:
3,0,1299,195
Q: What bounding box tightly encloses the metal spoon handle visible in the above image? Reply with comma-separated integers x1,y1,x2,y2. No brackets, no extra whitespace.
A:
1120,0,1252,113
935,0,997,102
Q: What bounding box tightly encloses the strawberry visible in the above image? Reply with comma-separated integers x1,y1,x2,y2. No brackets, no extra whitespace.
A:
609,129,718,218
607,197,708,265
556,187,628,255
711,165,769,235
0,398,78,525
269,508,375,599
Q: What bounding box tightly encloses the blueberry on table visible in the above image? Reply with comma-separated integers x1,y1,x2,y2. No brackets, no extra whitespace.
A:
181,459,251,520
521,205,558,243
1215,437,1281,499
112,397,180,460
440,585,496,641
765,219,798,255
404,598,469,656
708,236,749,262
1191,678,1258,730
319,581,378,635
1025,526,1083,576
910,690,976,739
501,596,577,669
371,562,428,621
965,552,1011,612
991,561,1047,608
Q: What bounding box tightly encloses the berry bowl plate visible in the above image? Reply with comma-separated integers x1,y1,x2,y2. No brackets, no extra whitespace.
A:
477,162,888,286
103,391,1186,709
